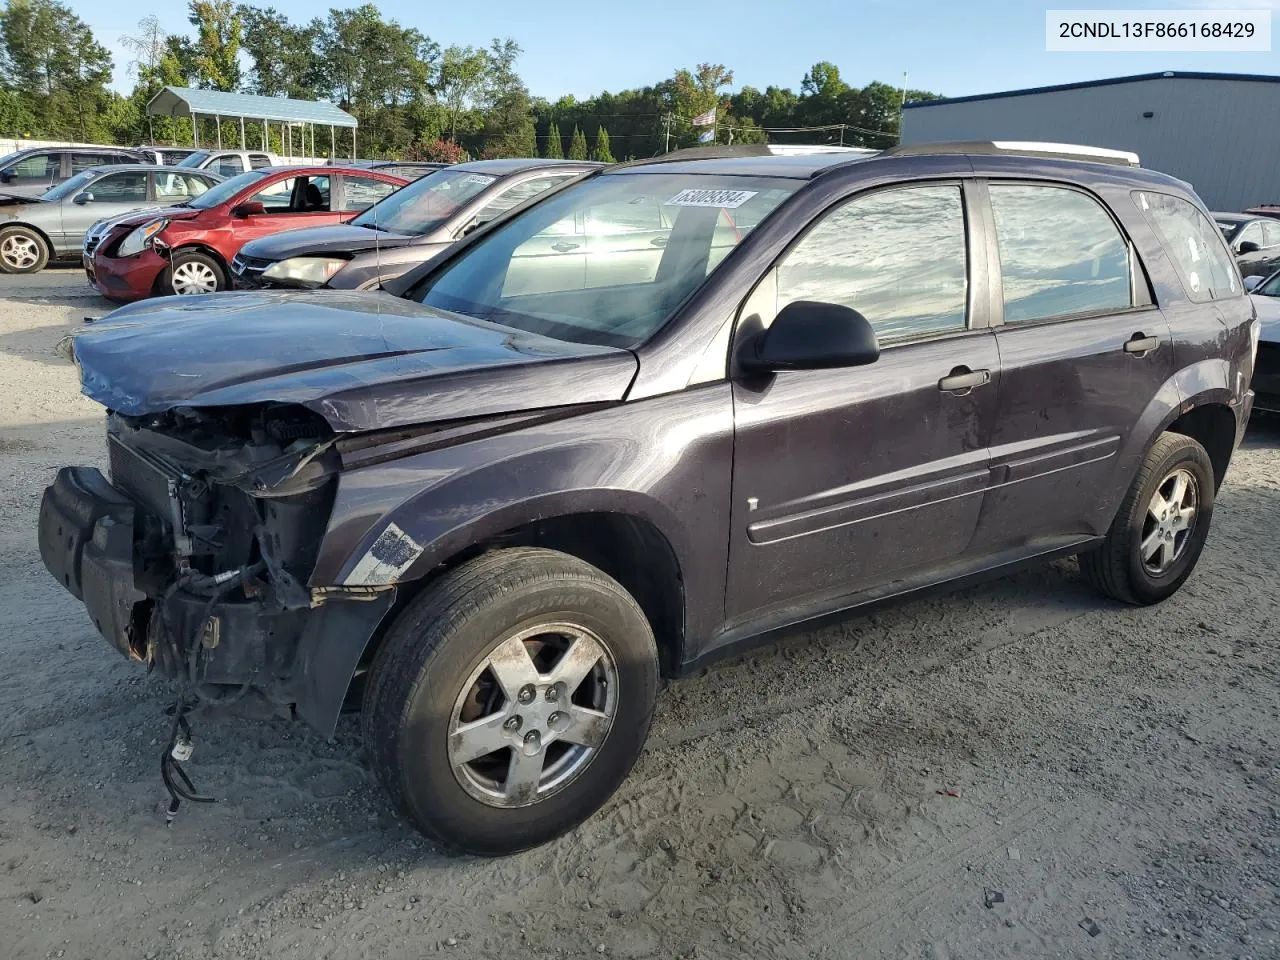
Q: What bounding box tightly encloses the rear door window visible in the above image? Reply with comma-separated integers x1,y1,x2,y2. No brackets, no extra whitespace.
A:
1134,190,1239,302
90,171,147,202
248,154,272,170
988,184,1131,323
473,175,574,226
776,183,969,343
213,154,245,177
69,153,117,174
1263,221,1280,248
154,172,214,201
340,175,399,212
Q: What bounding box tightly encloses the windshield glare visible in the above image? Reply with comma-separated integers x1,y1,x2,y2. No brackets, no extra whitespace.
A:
41,169,98,201
177,151,211,169
187,169,270,209
419,172,800,347
354,168,497,233
1217,221,1238,241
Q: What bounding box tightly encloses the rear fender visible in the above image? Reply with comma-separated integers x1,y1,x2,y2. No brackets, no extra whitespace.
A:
1092,358,1241,534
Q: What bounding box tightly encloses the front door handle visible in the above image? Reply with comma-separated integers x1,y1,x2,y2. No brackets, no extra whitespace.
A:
938,367,991,394
551,241,580,252
1124,333,1160,355
650,237,668,248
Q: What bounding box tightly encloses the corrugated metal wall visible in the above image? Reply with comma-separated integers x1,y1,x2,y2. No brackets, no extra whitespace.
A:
901,76,1280,211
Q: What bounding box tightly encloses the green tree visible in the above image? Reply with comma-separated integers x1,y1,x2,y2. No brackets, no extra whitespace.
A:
237,6,323,98
659,63,733,148
568,124,587,160
592,125,614,163
543,121,562,158
187,0,242,91
0,0,114,140
437,43,487,142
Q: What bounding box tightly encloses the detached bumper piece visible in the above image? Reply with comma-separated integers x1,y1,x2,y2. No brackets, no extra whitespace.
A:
39,467,146,659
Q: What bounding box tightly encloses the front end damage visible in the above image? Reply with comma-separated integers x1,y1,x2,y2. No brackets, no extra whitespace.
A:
38,403,396,734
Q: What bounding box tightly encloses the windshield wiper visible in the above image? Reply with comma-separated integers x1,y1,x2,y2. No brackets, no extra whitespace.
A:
356,221,386,231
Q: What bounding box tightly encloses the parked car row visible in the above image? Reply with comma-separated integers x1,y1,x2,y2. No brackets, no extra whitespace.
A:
84,165,409,299
0,165,224,274
40,141,1258,857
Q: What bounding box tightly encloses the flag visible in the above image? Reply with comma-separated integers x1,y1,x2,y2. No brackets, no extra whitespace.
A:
691,107,716,127
697,129,715,144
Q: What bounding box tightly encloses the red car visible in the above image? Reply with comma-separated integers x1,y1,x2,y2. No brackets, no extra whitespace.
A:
85,165,409,301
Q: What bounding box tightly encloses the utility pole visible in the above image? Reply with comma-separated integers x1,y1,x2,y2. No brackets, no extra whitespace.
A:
663,113,671,153
898,71,909,143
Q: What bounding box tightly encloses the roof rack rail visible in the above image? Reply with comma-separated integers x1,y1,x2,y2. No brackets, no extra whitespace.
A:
881,140,1141,167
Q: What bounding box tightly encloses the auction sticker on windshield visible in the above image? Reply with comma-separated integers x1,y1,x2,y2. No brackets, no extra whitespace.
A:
665,188,758,208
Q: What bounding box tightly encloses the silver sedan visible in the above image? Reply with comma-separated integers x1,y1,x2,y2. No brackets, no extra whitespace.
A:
0,165,223,274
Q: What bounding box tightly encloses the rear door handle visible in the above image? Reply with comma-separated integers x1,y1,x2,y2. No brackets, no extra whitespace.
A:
1124,334,1160,355
551,241,580,252
650,237,668,248
938,367,991,394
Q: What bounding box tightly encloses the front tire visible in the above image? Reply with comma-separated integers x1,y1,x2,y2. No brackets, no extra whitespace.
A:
0,225,49,274
362,548,659,856
1082,432,1216,604
162,250,226,296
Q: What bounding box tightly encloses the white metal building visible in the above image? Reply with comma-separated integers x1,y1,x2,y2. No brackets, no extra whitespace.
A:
901,71,1280,212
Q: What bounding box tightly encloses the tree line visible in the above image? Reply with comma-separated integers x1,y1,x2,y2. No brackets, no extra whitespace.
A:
0,0,940,160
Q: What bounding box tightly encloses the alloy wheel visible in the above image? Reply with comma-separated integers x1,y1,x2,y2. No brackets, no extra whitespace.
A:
1141,467,1199,575
171,260,219,295
1,234,39,269
447,621,618,808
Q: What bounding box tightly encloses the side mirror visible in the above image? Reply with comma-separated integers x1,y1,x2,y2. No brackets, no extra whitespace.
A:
231,200,266,217
73,191,93,205
0,169,13,183
457,216,480,238
1238,240,1261,255
739,300,880,374
1243,274,1265,292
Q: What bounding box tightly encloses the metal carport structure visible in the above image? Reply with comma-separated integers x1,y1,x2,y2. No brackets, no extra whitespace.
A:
145,86,358,161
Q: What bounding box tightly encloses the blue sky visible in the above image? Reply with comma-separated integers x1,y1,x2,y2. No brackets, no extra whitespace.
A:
86,0,1280,101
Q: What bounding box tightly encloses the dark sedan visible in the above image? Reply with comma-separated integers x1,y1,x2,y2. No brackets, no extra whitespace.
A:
231,158,600,291
1214,212,1280,278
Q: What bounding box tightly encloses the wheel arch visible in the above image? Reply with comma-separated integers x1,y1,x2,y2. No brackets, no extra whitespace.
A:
1164,399,1238,490
154,242,231,294
0,220,52,253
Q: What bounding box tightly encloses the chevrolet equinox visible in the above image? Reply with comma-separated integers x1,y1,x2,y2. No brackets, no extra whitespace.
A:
41,142,1257,855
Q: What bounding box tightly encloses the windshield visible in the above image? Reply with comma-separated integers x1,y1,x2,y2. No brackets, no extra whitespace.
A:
1257,271,1280,297
1217,220,1240,241
177,151,212,168
41,169,98,201
353,168,498,234
186,169,270,209
419,172,801,347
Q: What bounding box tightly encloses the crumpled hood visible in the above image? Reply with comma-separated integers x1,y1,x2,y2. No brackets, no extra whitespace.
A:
0,192,43,206
67,290,638,432
240,223,416,261
1252,293,1280,343
108,205,203,231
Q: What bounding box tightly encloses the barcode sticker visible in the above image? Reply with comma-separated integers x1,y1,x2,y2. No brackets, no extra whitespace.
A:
665,188,758,209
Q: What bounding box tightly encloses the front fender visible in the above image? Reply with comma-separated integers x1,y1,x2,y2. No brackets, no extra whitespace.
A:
312,384,735,644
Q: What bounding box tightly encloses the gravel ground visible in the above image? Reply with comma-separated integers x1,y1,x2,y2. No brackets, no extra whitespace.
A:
0,269,1277,960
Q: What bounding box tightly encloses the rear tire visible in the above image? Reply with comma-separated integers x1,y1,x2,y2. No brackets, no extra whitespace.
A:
0,225,49,274
1081,432,1215,605
362,547,659,856
161,250,226,296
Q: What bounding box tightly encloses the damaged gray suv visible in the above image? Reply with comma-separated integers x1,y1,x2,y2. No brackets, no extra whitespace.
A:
41,143,1257,855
